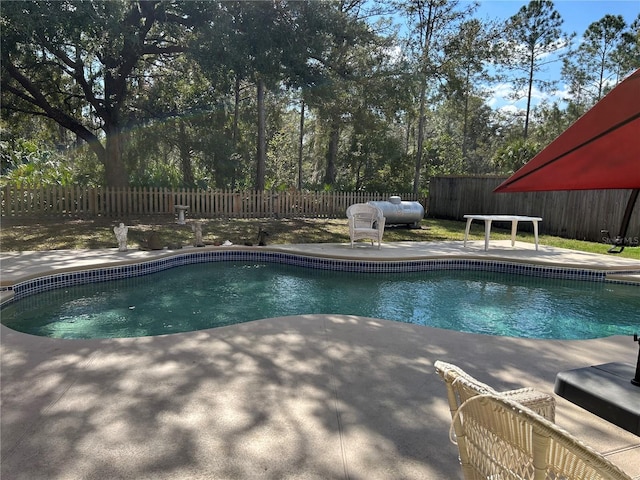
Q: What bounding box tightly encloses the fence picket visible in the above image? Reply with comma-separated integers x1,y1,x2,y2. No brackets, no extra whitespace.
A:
67,186,72,214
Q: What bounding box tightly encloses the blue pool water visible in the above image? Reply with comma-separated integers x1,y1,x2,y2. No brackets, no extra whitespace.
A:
2,262,639,340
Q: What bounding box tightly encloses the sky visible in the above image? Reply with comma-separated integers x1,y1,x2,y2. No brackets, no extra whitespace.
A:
469,0,639,112
473,0,638,34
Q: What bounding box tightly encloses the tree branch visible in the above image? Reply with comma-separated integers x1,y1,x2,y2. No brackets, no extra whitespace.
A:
3,60,105,157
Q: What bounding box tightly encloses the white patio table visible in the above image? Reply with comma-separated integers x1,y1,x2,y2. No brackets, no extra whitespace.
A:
463,214,542,251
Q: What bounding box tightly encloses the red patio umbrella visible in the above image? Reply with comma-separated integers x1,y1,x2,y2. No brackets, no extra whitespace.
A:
494,68,640,251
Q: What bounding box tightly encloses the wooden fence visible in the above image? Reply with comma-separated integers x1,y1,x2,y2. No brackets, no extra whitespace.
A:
0,186,423,220
3,181,638,243
429,176,640,242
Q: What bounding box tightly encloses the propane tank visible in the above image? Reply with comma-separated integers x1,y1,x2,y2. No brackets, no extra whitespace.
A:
368,196,424,228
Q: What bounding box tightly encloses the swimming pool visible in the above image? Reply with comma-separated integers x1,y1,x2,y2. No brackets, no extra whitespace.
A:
2,260,639,340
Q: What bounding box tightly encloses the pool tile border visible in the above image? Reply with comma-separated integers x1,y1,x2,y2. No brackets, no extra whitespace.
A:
2,249,638,306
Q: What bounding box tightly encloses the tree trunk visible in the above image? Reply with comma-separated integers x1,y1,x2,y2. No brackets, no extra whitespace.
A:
233,75,241,147
462,68,470,162
104,125,129,187
598,61,605,100
523,54,535,139
256,77,266,191
178,122,195,188
298,100,305,190
413,82,427,195
324,115,339,186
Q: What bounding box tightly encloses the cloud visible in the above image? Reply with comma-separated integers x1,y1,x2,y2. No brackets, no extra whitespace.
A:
498,104,522,115
486,80,570,111
486,82,515,108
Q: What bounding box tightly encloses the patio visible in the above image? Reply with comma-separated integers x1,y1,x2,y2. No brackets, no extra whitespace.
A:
1,241,639,479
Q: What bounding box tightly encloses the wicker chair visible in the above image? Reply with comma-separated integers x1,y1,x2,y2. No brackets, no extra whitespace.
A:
346,203,386,249
434,360,556,423
449,394,632,480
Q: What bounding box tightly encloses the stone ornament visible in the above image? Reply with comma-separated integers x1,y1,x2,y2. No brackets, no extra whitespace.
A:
192,221,204,247
113,223,128,252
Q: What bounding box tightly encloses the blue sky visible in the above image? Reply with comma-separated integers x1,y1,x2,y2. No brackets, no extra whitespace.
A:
473,0,638,34
471,0,639,111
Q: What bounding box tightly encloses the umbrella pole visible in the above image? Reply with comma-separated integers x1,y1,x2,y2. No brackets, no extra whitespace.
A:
633,334,640,387
607,188,639,253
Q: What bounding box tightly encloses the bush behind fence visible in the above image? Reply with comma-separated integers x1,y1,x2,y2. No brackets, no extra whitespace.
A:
1,186,423,220
429,176,640,242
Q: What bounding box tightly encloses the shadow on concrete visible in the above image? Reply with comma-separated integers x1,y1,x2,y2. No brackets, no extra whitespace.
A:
2,316,638,480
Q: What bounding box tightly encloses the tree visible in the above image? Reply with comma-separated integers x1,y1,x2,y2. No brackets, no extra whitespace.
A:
397,0,476,193
491,137,541,174
528,100,576,147
125,55,231,188
616,14,640,79
442,18,501,171
502,0,570,139
1,1,198,187
562,14,628,103
300,0,389,188
434,95,499,174
192,1,329,191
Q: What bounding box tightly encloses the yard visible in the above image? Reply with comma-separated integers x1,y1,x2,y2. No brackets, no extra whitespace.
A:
1,216,638,259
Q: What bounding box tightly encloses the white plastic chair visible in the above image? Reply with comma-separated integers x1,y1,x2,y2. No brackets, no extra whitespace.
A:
346,203,385,249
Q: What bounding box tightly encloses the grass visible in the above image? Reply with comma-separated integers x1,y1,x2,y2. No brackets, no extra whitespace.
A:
1,215,639,259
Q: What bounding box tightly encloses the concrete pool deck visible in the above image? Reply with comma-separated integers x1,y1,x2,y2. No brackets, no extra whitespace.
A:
1,240,640,479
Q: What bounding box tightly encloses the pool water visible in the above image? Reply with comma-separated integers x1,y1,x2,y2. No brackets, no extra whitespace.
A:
2,262,639,340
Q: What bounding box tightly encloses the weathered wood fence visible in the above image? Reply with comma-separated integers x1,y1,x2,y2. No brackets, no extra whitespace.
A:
429,176,640,242
0,186,423,220
3,180,638,242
